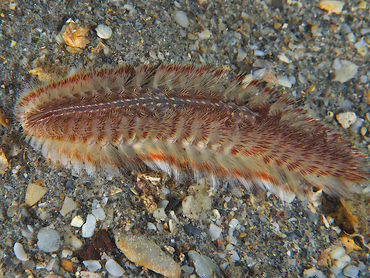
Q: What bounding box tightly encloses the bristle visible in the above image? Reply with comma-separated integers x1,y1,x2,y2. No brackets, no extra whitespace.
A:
15,64,369,202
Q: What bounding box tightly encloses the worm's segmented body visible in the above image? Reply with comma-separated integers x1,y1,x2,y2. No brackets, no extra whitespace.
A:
15,65,368,200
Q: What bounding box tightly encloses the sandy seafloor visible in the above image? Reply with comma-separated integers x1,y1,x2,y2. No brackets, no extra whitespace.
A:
0,0,370,277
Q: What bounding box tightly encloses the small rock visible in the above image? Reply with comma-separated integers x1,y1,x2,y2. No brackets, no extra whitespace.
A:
330,246,346,260
65,179,74,190
343,265,359,277
181,265,194,275
7,202,18,217
71,215,85,228
209,223,222,241
174,10,189,28
62,22,90,49
25,181,47,206
336,112,357,129
13,242,28,262
332,58,342,69
83,260,102,272
277,53,292,64
354,38,368,57
92,208,105,221
153,207,167,221
0,109,8,128
0,147,8,174
61,249,73,258
198,29,211,40
254,50,265,56
123,4,135,13
188,250,222,278
333,60,358,83
237,48,247,62
96,24,112,39
330,265,341,275
80,271,101,278
276,75,292,88
319,1,345,14
82,214,96,238
303,267,318,277
37,228,61,253
60,196,78,217
45,258,58,272
147,222,157,231
115,233,181,278
182,181,212,219
360,75,368,83
61,258,74,271
335,254,351,269
105,259,124,277
64,234,83,252
229,250,240,261
350,118,364,133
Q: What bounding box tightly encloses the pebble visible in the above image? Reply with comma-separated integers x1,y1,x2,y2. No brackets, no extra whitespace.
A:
123,3,135,13
147,222,157,231
92,208,105,221
188,250,221,278
198,29,211,40
25,181,47,206
330,265,341,275
332,60,359,83
0,109,8,128
82,214,96,238
254,50,265,56
80,271,101,278
0,147,8,174
330,246,346,260
209,223,222,240
64,227,83,250
318,0,345,14
61,249,73,258
276,75,292,88
343,265,359,277
228,218,239,236
358,261,366,272
361,28,370,35
105,259,124,277
354,38,368,56
60,196,78,216
13,242,28,261
153,207,167,221
336,112,357,129
278,53,292,64
46,258,58,272
61,258,74,271
229,250,240,261
62,22,90,49
332,58,342,69
83,260,102,272
114,233,181,278
96,24,112,39
349,118,364,133
174,10,189,28
71,215,85,228
303,267,318,277
335,254,351,269
37,228,61,253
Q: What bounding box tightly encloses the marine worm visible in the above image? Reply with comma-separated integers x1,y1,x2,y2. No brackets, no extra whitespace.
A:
15,64,368,201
